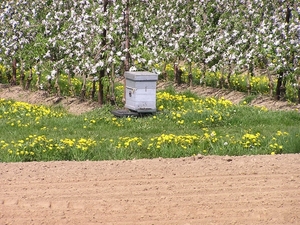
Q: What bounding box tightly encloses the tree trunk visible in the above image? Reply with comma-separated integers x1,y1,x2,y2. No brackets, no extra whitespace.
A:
266,69,274,96
219,67,225,88
297,75,300,104
46,75,52,94
246,71,251,95
36,69,41,90
188,63,193,87
0,67,2,83
200,62,206,86
81,74,87,101
25,66,33,90
162,62,167,81
20,61,25,88
11,58,17,86
174,63,178,84
124,0,130,72
122,0,130,104
98,70,105,105
276,3,292,100
67,70,75,96
276,71,283,100
109,63,116,105
174,62,182,86
54,69,61,96
226,62,232,89
98,0,109,105
91,79,96,99
298,86,300,104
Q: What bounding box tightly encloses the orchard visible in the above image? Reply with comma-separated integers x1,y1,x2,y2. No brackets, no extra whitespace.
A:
0,0,299,103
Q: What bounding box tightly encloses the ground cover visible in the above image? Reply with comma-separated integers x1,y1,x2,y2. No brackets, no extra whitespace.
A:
1,83,299,162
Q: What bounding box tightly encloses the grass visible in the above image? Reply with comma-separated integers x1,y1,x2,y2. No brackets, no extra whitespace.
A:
240,94,257,104
0,88,300,163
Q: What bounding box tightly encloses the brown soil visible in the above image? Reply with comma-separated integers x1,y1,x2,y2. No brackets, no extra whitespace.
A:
1,81,300,115
1,84,299,224
1,154,299,224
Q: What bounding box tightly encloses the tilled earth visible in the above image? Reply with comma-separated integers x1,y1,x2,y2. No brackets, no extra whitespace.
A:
1,154,299,225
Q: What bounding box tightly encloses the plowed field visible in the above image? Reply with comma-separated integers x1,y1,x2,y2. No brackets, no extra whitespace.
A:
1,154,299,225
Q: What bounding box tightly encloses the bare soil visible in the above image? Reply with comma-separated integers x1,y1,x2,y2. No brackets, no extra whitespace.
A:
0,154,299,225
1,84,300,224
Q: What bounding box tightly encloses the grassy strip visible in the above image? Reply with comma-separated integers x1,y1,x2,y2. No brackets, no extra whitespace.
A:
0,90,299,162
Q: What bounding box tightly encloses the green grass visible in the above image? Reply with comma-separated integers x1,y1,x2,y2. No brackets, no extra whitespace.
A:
0,90,299,162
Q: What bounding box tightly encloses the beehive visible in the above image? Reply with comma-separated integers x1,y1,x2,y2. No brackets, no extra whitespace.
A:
124,71,158,113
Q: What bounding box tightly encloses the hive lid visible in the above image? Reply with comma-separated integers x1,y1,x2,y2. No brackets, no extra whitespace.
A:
125,71,158,81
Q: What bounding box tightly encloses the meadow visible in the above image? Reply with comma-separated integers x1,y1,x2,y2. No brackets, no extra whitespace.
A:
1,86,299,163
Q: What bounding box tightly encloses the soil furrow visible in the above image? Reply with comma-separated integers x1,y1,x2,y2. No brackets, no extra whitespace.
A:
0,154,299,224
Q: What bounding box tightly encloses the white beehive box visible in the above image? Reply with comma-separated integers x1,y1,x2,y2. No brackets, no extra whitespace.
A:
125,71,158,113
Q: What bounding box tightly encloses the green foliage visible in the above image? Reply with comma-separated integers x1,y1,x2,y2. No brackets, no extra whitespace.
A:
1,89,299,163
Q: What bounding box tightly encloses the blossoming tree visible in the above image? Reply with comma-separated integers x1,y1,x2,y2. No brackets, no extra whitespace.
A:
0,0,299,102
